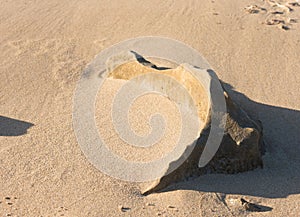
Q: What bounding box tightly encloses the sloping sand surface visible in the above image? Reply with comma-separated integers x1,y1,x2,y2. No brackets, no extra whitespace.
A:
1,0,300,216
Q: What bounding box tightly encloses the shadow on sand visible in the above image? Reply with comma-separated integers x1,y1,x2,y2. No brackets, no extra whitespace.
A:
161,81,300,199
0,115,34,136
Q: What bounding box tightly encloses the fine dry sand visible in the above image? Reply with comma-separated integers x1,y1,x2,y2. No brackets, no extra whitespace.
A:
1,0,300,216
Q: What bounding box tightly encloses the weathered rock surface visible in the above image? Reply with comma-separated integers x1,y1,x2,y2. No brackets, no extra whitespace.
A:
141,91,265,195
107,51,265,195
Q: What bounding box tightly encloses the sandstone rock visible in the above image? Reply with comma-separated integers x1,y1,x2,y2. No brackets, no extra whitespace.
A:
107,51,264,195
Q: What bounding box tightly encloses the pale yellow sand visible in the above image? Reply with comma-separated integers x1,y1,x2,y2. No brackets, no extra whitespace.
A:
1,0,300,216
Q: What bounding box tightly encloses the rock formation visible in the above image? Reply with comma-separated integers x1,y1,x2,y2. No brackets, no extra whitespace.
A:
106,51,265,195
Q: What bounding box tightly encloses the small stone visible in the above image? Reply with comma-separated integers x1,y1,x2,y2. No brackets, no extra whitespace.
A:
281,25,290,30
146,203,155,206
5,197,11,200
118,205,131,212
7,202,13,205
241,198,261,212
156,210,166,216
168,205,176,209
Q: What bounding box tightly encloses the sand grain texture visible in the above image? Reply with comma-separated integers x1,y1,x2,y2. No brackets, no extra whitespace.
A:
1,0,300,216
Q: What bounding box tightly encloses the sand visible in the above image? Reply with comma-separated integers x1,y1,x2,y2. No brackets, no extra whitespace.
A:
1,0,300,216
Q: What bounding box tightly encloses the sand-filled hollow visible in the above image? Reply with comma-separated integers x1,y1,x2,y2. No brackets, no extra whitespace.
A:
95,78,182,162
108,60,210,123
95,60,210,163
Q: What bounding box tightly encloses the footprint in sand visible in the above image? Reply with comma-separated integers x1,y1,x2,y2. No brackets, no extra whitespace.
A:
56,206,69,216
0,196,18,216
244,0,300,30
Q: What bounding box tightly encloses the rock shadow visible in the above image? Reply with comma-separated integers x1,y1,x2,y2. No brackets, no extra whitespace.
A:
0,116,34,136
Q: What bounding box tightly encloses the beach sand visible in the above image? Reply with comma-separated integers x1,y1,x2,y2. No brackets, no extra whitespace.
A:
1,0,300,216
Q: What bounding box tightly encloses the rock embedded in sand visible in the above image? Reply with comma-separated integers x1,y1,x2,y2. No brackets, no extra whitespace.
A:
108,52,264,195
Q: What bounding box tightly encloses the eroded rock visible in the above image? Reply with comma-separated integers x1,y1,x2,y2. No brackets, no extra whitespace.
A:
107,51,264,195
